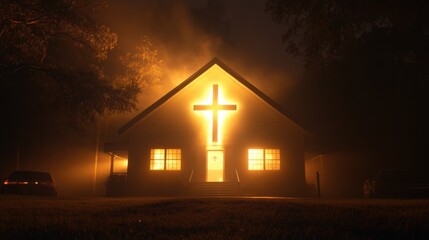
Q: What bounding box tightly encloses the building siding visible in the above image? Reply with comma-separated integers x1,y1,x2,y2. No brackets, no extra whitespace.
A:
116,63,306,196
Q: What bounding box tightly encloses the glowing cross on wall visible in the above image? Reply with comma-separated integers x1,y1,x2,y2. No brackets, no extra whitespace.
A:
193,84,237,143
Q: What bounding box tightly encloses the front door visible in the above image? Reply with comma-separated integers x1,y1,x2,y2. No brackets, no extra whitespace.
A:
207,150,224,182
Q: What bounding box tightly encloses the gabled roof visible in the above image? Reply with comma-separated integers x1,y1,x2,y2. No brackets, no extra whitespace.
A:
118,57,307,135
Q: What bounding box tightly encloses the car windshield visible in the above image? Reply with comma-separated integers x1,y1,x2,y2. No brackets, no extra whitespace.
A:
8,171,53,181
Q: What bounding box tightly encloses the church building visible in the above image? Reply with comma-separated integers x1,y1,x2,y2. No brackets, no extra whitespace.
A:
104,58,308,196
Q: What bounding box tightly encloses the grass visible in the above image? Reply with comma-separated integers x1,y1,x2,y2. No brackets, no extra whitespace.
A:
0,195,428,239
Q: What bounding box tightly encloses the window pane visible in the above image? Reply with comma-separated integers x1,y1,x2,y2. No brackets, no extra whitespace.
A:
150,149,165,170
248,149,264,170
265,149,280,170
113,158,128,173
166,149,181,170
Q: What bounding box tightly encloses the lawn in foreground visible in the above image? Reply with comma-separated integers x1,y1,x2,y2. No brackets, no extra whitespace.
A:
0,196,428,239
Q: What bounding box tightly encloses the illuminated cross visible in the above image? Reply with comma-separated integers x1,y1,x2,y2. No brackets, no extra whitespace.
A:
193,84,237,143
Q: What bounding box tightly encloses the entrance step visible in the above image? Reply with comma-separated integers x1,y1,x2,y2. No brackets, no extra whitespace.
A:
188,182,239,196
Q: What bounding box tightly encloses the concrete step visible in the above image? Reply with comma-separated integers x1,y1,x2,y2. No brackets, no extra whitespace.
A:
189,182,240,196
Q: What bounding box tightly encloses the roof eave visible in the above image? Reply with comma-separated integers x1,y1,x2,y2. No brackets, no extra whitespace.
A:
118,58,221,135
117,57,309,135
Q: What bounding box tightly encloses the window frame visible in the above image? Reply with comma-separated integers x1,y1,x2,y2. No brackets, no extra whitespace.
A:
248,148,280,171
248,149,264,170
150,148,181,171
166,149,181,170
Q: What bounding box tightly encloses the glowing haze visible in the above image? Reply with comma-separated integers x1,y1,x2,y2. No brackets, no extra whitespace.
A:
0,1,302,196
98,0,301,113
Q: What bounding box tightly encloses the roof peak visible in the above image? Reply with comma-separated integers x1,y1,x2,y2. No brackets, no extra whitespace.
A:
117,57,306,135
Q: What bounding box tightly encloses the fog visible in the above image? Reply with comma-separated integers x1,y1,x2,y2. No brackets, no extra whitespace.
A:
100,0,303,143
1,0,302,197
2,0,422,198
99,0,301,107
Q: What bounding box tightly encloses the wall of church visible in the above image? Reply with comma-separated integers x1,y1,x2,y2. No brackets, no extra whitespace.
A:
120,64,307,196
125,96,202,196
227,105,306,196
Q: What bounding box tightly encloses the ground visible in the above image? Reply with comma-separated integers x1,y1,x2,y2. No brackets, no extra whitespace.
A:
0,196,428,239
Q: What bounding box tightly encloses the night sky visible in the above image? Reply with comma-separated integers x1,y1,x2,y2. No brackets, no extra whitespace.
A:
98,0,302,110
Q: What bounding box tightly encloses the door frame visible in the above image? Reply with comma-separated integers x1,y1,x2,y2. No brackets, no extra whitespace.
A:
206,149,224,182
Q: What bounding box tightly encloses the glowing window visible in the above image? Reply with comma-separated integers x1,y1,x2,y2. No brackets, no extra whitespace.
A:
150,148,181,171
248,148,280,171
248,149,264,170
150,149,165,170
166,149,181,170
265,149,280,170
113,157,128,173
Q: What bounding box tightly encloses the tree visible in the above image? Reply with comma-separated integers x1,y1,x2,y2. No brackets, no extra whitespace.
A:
0,0,162,127
265,0,428,167
0,0,162,169
118,37,163,90
265,0,428,69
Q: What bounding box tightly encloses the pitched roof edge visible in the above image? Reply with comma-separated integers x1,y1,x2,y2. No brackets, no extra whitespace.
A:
118,57,308,135
118,58,220,134
214,59,309,135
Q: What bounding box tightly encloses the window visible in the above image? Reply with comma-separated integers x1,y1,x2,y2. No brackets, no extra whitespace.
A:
150,149,181,171
248,149,264,170
166,149,181,170
248,149,280,171
264,149,280,170
113,157,128,173
150,149,165,170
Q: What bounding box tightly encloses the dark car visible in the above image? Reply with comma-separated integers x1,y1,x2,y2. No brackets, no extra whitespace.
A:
2,170,57,197
363,169,429,199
